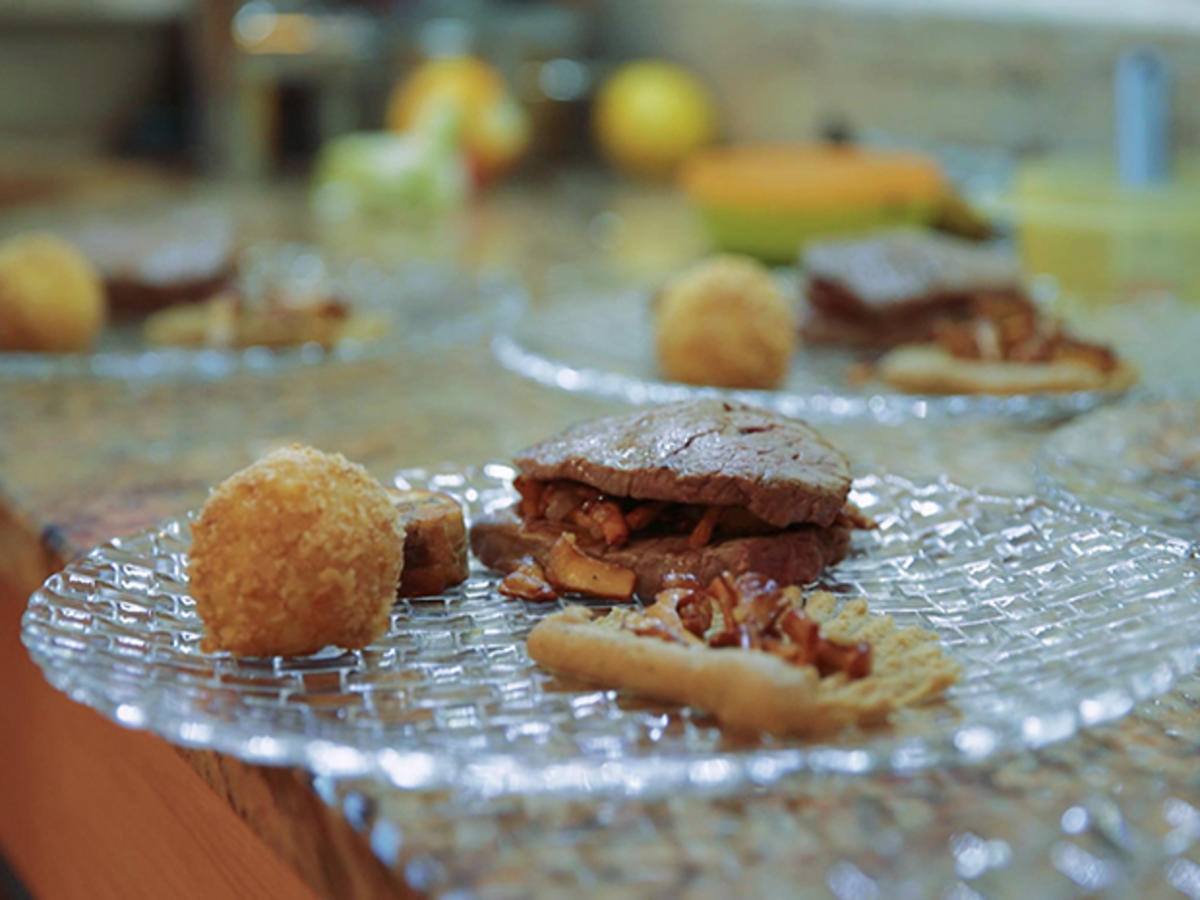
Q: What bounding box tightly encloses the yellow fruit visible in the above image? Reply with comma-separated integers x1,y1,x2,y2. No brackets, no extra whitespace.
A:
0,233,106,352
594,61,718,178
386,56,530,185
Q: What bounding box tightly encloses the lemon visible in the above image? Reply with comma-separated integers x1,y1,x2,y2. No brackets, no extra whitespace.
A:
593,61,718,179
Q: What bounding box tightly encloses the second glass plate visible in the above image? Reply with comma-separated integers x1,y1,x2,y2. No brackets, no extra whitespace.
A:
493,278,1127,425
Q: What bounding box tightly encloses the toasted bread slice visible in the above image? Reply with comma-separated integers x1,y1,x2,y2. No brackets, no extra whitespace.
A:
878,343,1138,395
527,589,960,735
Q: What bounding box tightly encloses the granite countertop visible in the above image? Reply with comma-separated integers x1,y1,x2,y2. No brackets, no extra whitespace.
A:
4,177,1200,897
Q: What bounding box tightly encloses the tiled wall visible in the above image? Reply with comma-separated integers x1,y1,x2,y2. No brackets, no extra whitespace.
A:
0,23,165,155
599,0,1200,157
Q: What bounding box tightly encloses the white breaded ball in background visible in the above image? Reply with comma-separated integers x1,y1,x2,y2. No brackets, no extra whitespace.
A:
189,445,404,657
0,233,106,352
655,254,797,390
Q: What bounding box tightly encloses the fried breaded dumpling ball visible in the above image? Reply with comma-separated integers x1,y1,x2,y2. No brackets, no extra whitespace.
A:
0,233,106,351
655,254,797,390
189,445,404,657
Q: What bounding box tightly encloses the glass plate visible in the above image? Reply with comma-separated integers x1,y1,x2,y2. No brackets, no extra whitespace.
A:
492,278,1125,425
1036,397,1200,544
0,243,520,381
22,466,1200,798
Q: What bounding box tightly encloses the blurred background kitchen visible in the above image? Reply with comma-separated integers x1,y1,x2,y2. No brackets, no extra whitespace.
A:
7,6,1200,898
1,0,1198,305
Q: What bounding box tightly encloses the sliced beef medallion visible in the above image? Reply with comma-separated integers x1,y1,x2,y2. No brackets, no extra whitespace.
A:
471,515,852,600
471,399,868,600
513,397,851,528
799,230,1025,349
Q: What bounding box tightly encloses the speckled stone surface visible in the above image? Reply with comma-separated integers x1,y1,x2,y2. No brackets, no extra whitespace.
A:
4,179,1200,897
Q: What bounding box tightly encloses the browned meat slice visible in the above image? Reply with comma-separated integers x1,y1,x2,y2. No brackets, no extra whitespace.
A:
70,210,236,317
470,514,852,600
513,399,851,529
799,231,1027,350
800,304,960,349
390,489,468,596
806,278,979,330
802,230,1021,314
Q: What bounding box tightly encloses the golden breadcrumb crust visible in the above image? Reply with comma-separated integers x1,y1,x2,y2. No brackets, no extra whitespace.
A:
0,233,106,351
655,254,797,390
189,445,404,656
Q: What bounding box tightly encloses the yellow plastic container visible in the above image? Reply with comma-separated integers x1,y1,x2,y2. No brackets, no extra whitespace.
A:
1009,158,1200,305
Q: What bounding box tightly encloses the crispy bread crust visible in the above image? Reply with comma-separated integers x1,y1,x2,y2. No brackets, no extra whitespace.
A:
527,592,960,735
878,344,1139,395
189,446,403,657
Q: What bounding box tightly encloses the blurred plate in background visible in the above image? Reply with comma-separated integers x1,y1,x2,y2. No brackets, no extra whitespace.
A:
1036,396,1200,544
493,268,1131,425
0,243,521,382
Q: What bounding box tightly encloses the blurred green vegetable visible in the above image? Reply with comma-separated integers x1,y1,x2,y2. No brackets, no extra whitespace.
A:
311,110,468,221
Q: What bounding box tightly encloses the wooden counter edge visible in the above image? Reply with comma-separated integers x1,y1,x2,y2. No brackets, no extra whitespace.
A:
178,749,409,900
0,495,413,900
0,489,60,599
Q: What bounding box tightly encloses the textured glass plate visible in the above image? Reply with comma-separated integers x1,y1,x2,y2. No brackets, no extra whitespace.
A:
492,279,1124,425
22,466,1200,798
0,243,519,381
1036,397,1200,544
